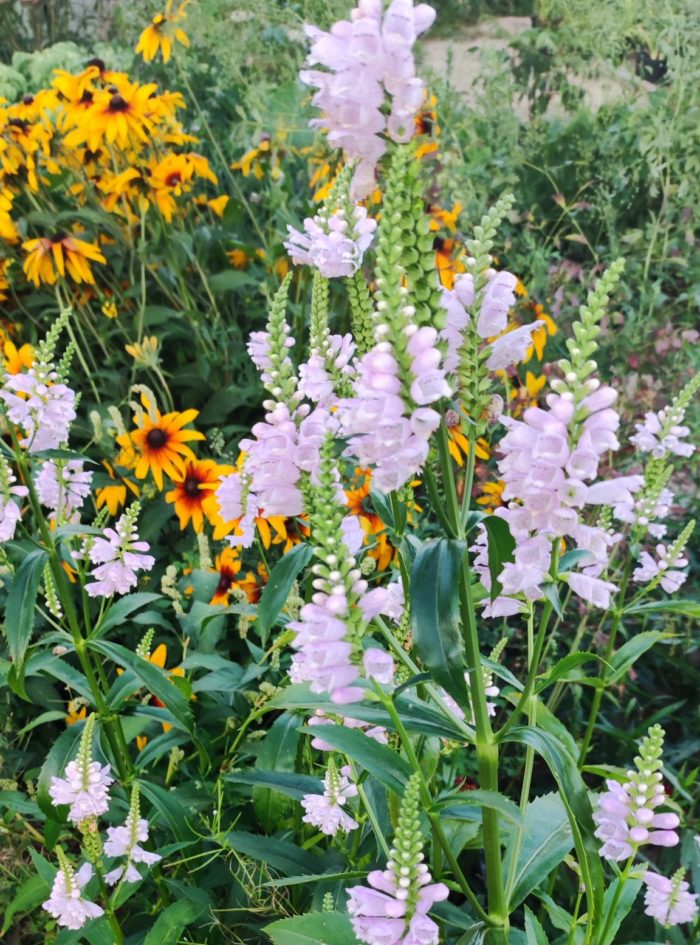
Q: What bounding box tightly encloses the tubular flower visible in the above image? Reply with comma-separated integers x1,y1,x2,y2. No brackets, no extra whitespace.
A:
630,376,700,460
104,787,162,885
593,725,680,862
300,0,436,199
22,233,106,287
85,503,155,598
348,774,449,945
301,761,359,836
165,459,232,532
43,857,104,931
0,367,76,453
48,716,113,824
285,204,376,278
117,404,204,490
0,457,29,542
136,0,191,63
36,460,92,521
643,870,698,927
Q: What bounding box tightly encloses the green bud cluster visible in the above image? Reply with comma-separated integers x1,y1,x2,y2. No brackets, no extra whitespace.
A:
36,307,72,380
310,272,353,398
551,258,625,409
307,434,365,644
387,773,427,919
346,270,375,355
43,561,63,619
458,194,515,436
262,273,297,406
135,628,156,659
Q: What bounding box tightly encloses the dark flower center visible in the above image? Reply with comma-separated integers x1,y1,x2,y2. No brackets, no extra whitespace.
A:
183,476,200,498
50,231,67,243
8,118,29,130
146,428,168,449
433,235,445,252
165,172,182,187
108,94,129,113
216,574,231,596
80,90,94,105
22,94,34,105
86,57,106,72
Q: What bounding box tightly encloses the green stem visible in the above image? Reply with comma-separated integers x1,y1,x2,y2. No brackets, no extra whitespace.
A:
378,689,489,924
504,607,536,902
458,554,508,939
578,561,633,766
437,423,463,539
459,434,478,530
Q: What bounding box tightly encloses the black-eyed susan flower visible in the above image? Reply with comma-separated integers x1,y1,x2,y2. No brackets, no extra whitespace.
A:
165,459,233,532
64,80,158,151
444,410,490,466
65,699,88,726
524,307,557,362
210,548,260,605
136,0,191,63
117,403,204,490
101,300,118,319
125,336,159,368
0,258,13,301
345,468,395,571
432,236,465,290
22,232,106,287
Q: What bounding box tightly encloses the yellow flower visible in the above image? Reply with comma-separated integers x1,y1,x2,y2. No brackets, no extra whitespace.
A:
165,458,233,532
136,0,191,63
207,195,229,217
125,336,159,367
227,248,249,269
429,202,462,234
476,480,505,512
95,458,139,517
65,699,88,726
64,80,159,152
0,258,12,300
101,300,118,319
3,339,34,374
524,307,557,363
117,403,205,490
210,547,260,606
22,232,106,287
433,237,465,290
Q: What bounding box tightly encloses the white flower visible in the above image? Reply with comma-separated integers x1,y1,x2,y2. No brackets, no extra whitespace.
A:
643,871,698,927
104,812,161,885
0,368,76,452
36,460,92,519
42,862,104,930
85,506,154,598
49,759,113,823
301,763,359,836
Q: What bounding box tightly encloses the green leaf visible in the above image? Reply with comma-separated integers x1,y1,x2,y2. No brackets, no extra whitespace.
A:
1,873,49,934
271,685,470,742
439,789,523,827
411,538,469,706
623,598,700,618
597,878,642,945
540,582,564,620
264,871,366,888
608,631,670,683
256,543,312,644
503,728,604,933
223,830,320,876
481,515,515,600
265,911,357,945
504,792,573,907
253,713,301,831
94,592,163,637
6,548,48,665
138,780,195,844
37,722,84,818
535,653,602,692
89,639,193,733
300,724,411,796
225,770,322,800
524,906,550,945
143,900,206,945
209,269,256,293
557,550,595,573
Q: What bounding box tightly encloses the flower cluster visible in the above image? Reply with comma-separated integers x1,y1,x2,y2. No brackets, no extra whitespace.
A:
0,366,76,453
301,761,359,836
36,459,92,522
642,870,698,927
85,503,155,598
348,774,448,945
593,725,680,862
0,455,28,542
301,0,436,198
285,204,376,278
43,717,160,929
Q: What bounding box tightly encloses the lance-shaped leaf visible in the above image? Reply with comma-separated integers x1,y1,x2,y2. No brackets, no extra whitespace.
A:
411,538,470,706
